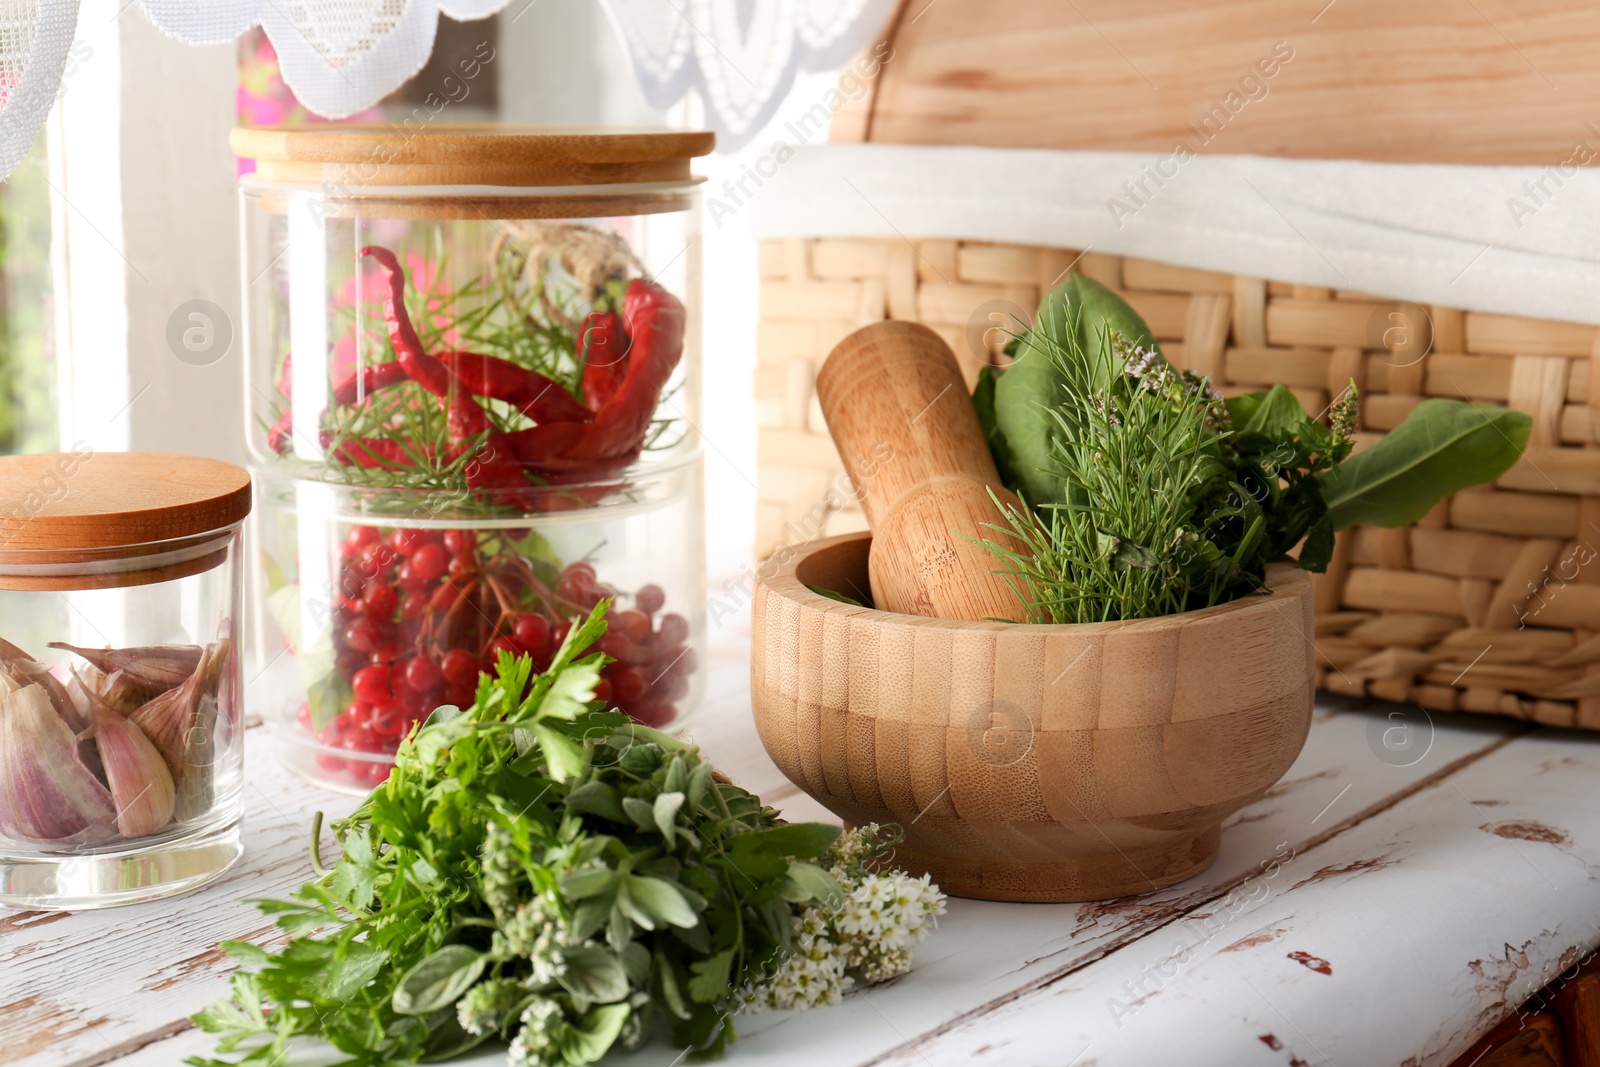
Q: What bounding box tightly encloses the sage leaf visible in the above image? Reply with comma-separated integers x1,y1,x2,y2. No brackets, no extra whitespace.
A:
653,791,685,848
560,865,616,901
558,943,629,1004
558,1002,631,1065
565,780,627,823
1320,398,1531,530
391,945,484,1015
624,874,699,929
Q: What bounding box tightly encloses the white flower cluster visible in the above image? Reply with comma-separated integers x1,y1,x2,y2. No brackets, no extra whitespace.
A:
833,870,945,983
742,826,947,1013
455,977,523,1037
507,997,563,1067
491,898,568,986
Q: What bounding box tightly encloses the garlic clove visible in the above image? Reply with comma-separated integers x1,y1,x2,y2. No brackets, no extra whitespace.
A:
0,684,118,844
48,643,203,700
171,642,229,824
127,648,212,779
82,695,176,839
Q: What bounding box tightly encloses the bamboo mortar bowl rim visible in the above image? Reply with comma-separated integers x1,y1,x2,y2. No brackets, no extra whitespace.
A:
761,530,1311,633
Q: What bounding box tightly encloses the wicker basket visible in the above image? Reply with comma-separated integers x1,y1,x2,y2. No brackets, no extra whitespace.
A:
755,236,1600,729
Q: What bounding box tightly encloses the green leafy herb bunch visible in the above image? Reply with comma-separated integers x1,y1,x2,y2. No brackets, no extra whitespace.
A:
190,603,938,1067
974,273,1533,624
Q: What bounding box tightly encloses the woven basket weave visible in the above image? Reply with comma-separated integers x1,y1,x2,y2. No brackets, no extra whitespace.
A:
755,236,1600,729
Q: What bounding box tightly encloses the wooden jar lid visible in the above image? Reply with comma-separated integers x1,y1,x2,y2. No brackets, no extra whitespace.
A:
0,452,251,590
230,123,716,188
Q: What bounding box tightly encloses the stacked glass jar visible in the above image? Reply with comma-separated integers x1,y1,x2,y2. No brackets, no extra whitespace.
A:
233,126,711,793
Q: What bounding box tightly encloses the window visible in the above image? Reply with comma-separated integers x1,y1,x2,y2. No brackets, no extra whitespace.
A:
0,132,56,453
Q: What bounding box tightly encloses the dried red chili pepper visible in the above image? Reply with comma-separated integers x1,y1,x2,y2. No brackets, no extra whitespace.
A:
361,246,453,399
331,360,411,406
503,279,684,479
579,311,629,412
439,351,591,424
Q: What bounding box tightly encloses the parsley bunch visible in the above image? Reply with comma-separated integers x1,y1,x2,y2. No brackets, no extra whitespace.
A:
190,603,843,1066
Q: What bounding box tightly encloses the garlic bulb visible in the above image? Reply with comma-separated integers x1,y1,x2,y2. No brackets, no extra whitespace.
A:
0,684,117,843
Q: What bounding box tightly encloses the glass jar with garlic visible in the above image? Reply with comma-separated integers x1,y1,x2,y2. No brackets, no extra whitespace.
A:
0,452,250,909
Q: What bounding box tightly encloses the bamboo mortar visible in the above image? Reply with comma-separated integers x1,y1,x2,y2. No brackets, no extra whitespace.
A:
815,321,1024,622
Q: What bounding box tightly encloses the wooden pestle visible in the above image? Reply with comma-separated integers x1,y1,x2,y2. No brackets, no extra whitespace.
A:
815,321,1024,622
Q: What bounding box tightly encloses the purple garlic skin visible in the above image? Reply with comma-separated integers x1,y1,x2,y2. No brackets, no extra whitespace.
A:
48,643,203,701
88,708,175,839
0,684,117,844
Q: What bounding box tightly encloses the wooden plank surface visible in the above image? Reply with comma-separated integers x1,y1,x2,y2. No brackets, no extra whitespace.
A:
46,607,1587,1067
845,0,1600,166
9,613,1600,1067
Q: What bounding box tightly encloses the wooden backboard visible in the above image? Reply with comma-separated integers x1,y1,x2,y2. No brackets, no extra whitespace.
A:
833,0,1600,165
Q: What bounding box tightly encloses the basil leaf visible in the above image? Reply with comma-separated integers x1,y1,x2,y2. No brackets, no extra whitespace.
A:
973,365,1017,487
391,945,484,1015
992,273,1158,507
1237,383,1306,437
1320,398,1531,529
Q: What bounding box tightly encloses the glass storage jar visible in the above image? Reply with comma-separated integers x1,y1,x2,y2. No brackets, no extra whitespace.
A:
0,451,250,909
231,125,711,793
250,470,705,793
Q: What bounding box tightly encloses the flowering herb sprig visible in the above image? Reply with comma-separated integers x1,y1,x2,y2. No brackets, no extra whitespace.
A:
189,604,940,1067
742,824,946,1011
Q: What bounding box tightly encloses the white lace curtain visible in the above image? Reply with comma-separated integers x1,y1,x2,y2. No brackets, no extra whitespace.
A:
0,0,893,182
1,0,80,182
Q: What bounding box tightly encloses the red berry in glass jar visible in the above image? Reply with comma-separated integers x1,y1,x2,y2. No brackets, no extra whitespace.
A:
597,632,632,664
613,609,651,643
512,613,551,653
362,582,398,618
390,528,430,556
396,561,429,591
358,541,396,574
447,555,476,583
410,543,449,582
443,529,477,557
343,617,380,653
440,648,478,686
658,613,689,647
635,583,666,615
345,525,380,552
400,591,428,619
352,664,393,706
486,636,520,663
403,655,442,693
631,701,674,727
612,665,649,704
593,677,613,703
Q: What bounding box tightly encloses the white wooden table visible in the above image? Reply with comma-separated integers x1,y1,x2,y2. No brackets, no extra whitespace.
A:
7,615,1599,1067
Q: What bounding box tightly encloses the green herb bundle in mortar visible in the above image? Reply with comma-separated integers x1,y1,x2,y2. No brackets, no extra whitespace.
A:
973,274,1532,623
189,604,943,1066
